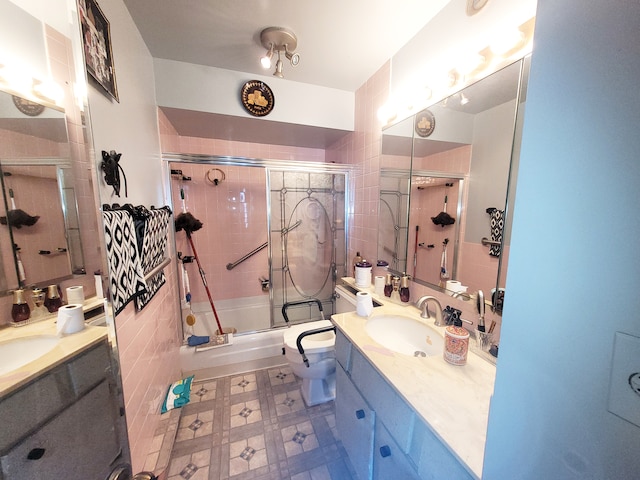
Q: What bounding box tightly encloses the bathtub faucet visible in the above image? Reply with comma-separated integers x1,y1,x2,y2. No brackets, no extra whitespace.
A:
259,277,269,292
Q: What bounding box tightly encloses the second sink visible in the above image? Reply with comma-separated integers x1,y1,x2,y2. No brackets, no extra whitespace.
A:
0,335,58,376
365,315,444,356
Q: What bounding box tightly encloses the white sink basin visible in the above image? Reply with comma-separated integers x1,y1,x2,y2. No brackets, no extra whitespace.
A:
365,315,444,356
0,335,58,376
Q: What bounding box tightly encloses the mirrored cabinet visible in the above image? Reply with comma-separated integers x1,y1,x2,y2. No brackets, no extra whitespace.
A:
378,57,530,313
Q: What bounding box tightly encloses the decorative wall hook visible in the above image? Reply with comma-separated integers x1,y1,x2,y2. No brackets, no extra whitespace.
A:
205,168,225,186
101,150,127,197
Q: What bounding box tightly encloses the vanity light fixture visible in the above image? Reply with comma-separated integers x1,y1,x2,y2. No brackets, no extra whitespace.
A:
259,27,301,78
489,28,526,56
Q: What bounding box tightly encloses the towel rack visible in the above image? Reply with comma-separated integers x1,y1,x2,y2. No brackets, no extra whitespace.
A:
144,256,171,281
481,237,501,247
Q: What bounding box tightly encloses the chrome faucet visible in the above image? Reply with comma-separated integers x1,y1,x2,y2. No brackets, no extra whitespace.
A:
415,296,444,326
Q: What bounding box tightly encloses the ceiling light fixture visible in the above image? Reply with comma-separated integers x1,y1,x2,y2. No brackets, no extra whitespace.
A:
259,27,300,78
460,93,470,105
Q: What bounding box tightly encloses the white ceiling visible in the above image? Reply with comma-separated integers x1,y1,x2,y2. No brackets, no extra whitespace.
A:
122,0,451,92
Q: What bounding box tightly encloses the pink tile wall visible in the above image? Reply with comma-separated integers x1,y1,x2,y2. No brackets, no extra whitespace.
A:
326,61,390,264
114,260,182,471
170,163,269,302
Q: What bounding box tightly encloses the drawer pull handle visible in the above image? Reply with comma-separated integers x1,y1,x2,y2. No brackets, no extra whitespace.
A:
27,448,46,460
379,445,391,458
355,409,365,419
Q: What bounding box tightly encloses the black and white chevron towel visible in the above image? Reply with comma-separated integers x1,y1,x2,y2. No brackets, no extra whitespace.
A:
102,210,147,315
135,207,172,311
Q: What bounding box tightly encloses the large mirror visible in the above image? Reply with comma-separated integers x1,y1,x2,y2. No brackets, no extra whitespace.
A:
378,58,529,311
0,90,85,294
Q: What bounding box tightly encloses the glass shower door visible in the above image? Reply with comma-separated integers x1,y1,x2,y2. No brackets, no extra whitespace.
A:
268,169,347,327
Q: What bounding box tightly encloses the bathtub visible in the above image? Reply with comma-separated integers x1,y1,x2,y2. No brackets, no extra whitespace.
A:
180,295,287,379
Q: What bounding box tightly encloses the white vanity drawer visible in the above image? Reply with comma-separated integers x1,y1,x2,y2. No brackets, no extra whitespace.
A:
350,347,415,452
373,420,420,480
0,365,70,453
336,365,374,480
0,380,121,480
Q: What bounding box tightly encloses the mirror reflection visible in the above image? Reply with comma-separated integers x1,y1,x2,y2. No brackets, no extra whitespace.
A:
0,90,85,294
378,58,529,311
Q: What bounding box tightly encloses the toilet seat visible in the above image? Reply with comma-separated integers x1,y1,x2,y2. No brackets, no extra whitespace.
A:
283,320,335,354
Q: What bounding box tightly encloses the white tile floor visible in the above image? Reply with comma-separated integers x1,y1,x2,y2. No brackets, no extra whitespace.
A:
148,365,356,480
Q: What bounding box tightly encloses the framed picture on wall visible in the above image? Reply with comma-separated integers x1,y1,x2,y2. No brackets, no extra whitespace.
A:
79,0,119,101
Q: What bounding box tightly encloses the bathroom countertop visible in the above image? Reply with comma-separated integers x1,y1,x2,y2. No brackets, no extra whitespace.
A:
331,301,496,478
0,317,108,398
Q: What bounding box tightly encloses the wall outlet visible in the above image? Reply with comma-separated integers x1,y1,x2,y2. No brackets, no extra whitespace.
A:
608,332,640,428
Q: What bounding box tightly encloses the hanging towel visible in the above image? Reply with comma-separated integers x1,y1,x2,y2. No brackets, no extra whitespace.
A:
102,210,147,315
135,207,172,311
486,207,504,257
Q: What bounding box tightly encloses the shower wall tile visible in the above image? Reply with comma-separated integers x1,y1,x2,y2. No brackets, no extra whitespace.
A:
170,163,269,301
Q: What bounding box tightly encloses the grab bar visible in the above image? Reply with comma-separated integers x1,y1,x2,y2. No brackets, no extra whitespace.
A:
144,256,171,281
296,326,336,367
226,242,267,271
226,220,302,270
481,237,501,247
281,298,324,324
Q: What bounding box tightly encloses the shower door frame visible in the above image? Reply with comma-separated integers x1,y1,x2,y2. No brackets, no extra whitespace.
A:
266,166,349,328
162,153,352,333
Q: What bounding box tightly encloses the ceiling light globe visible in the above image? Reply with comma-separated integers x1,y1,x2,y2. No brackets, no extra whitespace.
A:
260,56,271,69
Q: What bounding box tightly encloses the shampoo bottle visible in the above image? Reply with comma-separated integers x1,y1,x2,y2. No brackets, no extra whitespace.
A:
443,318,469,365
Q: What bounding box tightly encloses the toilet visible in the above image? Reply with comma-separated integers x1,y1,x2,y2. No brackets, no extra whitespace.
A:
283,319,337,407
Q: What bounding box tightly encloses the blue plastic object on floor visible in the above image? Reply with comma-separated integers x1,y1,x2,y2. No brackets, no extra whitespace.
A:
187,335,210,346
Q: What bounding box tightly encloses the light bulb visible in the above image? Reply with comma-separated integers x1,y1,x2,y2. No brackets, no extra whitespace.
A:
260,45,273,69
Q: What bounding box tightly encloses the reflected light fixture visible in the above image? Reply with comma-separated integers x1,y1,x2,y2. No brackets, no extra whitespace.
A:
460,93,470,105
260,27,300,78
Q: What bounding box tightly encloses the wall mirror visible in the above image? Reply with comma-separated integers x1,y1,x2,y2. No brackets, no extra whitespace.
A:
0,89,85,295
378,57,529,312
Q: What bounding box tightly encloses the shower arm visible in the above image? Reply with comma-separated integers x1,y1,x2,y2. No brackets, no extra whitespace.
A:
226,220,302,270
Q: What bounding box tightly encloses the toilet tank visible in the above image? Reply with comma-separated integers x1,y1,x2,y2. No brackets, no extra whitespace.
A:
335,284,357,313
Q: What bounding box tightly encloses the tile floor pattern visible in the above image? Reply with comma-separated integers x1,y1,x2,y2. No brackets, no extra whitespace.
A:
165,366,356,480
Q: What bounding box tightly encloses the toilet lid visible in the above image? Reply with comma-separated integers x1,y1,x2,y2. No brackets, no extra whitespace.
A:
283,320,335,351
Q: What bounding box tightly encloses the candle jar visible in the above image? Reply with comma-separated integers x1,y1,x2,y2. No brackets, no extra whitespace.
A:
44,284,63,313
11,289,31,323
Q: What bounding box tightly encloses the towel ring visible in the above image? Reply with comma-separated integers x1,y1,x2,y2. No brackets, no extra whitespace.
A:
205,168,225,186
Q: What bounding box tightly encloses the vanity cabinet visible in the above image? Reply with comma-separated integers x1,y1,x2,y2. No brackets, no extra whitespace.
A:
0,340,124,480
335,329,474,480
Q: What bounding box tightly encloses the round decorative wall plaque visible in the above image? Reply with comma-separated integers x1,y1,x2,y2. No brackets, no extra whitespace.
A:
12,95,45,117
466,0,490,16
240,80,274,117
415,110,436,138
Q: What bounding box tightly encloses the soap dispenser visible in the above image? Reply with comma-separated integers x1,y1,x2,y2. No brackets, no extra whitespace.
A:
384,273,393,297
443,317,469,365
11,289,31,323
399,275,410,303
44,284,63,313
